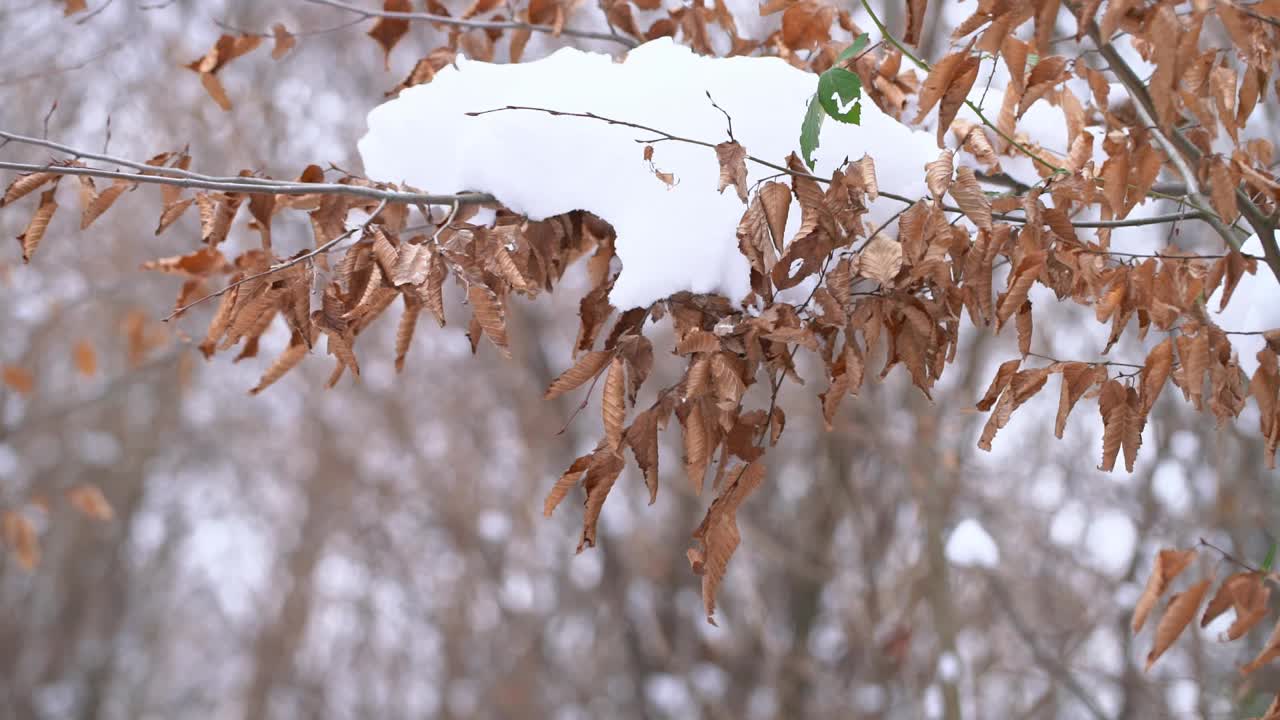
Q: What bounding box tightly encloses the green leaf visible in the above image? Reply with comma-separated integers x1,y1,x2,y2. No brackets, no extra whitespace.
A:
1263,541,1277,572
817,68,862,124
834,33,870,66
799,92,825,170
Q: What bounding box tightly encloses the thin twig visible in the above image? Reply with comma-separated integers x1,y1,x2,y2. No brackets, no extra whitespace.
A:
468,106,1209,230
985,572,1113,720
163,200,389,321
301,0,639,48
1026,351,1143,370
705,91,735,143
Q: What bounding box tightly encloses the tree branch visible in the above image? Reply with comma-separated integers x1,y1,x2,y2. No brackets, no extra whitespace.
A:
1083,18,1280,283
163,200,389,321
301,0,639,48
0,160,493,206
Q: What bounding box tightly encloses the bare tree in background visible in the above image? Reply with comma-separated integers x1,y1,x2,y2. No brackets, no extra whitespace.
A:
2,1,1280,719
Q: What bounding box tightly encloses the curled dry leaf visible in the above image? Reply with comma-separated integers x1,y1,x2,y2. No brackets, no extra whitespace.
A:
81,178,130,229
73,339,97,377
688,461,765,624
466,285,512,359
853,154,878,201
925,150,953,200
2,365,35,395
1244,614,1280,675
2,511,39,571
683,400,710,495
714,141,748,203
67,484,114,521
602,356,627,449
977,358,1021,412
1146,577,1212,671
577,449,626,552
2,171,58,207
780,1,833,52
1201,572,1270,641
251,333,309,395
914,50,970,124
186,34,263,110
544,452,593,517
857,235,903,286
977,367,1050,451
368,0,413,69
545,350,612,399
904,0,927,45
626,408,660,504
1133,547,1197,633
271,24,297,60
949,166,991,230
1055,362,1101,438
17,189,58,263
936,55,980,147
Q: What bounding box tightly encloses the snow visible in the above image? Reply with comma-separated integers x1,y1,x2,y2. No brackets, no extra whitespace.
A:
945,518,1000,568
358,38,939,310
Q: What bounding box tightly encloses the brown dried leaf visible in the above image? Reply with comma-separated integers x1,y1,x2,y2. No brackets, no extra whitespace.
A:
602,356,627,449
857,235,903,286
925,149,953,200
683,400,709,495
270,24,296,59
545,350,612,399
1133,548,1197,633
626,409,660,504
2,511,39,571
1015,299,1033,356
466,285,511,358
688,461,765,623
1244,614,1280,675
2,365,35,395
1140,337,1174,414
1099,379,1142,472
250,333,309,395
199,72,232,111
578,450,626,552
73,339,97,377
904,0,927,45
715,141,748,202
2,171,57,207
17,189,57,263
1055,362,1099,438
67,484,113,521
81,179,129,229
978,358,1021,411
780,1,834,52
1146,578,1212,671
155,197,195,235
544,452,593,517
369,0,412,69
950,166,991,230
914,50,970,124
937,55,980,147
